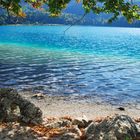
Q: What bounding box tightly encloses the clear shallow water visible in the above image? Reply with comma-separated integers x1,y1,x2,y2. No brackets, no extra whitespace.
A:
0,25,140,104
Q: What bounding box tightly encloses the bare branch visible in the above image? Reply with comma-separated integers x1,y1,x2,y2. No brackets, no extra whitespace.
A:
64,13,87,34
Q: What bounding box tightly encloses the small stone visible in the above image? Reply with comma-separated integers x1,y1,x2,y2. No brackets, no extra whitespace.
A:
56,132,80,140
7,130,15,137
45,119,72,128
32,93,45,100
41,136,49,140
117,107,125,111
72,115,89,128
0,127,3,132
70,125,82,136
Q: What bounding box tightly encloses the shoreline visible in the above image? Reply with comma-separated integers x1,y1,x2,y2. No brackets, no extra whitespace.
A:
0,89,140,139
0,24,65,26
0,24,140,29
19,91,140,119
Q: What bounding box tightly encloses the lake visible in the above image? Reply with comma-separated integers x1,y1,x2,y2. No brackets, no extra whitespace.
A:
0,25,140,104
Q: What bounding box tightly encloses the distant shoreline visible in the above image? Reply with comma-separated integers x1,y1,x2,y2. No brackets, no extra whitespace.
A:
0,24,139,28
0,23,65,26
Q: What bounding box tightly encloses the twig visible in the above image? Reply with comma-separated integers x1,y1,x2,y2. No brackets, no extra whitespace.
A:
64,13,87,34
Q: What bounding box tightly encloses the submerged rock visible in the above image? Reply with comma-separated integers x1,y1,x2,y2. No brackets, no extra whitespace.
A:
0,88,43,125
85,115,140,140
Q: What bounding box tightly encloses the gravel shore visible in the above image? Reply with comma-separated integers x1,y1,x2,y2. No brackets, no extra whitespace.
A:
19,91,140,120
0,90,140,140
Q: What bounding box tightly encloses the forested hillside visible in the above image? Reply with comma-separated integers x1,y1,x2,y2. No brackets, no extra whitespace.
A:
0,0,140,27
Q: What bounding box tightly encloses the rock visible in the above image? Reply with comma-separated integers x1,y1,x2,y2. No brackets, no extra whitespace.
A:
32,93,45,100
136,124,140,138
85,115,140,140
0,122,41,140
85,122,96,139
45,119,72,128
72,115,89,128
70,125,82,137
117,107,125,111
54,132,80,140
0,88,43,125
52,125,82,139
136,124,140,131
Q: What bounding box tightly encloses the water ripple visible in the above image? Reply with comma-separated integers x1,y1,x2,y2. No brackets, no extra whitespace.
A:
0,26,140,104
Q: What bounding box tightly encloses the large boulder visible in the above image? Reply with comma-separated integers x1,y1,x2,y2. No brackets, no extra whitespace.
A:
0,88,43,125
85,115,140,140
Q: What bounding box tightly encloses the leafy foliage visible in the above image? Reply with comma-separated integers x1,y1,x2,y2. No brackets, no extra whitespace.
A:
0,0,140,22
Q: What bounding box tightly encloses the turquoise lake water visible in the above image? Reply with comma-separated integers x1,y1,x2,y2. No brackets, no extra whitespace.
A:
0,25,140,104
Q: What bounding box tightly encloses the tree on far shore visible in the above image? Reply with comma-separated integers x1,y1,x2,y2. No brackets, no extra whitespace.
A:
0,0,140,23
